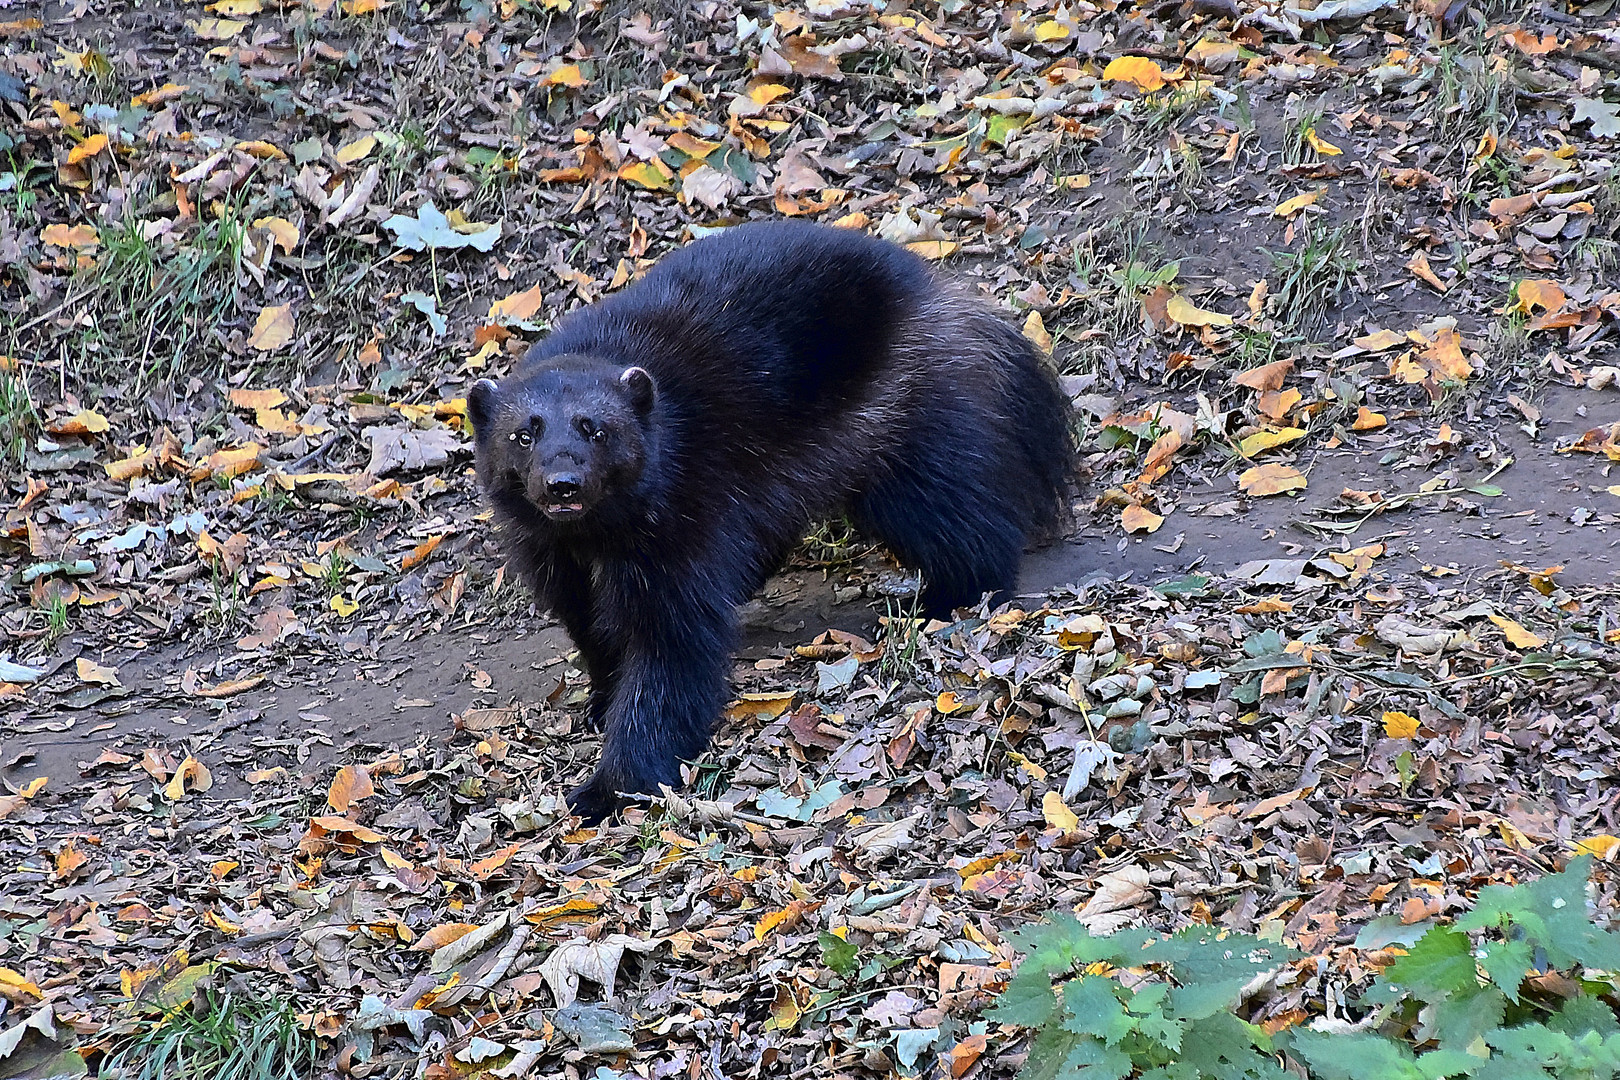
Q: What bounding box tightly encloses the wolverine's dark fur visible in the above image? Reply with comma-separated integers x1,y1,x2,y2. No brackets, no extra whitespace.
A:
468,220,1073,820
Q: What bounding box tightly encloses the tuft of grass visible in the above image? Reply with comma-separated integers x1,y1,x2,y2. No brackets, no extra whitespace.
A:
0,365,38,464
1428,34,1516,157
1263,221,1359,335
798,518,875,574
87,195,247,391
103,991,319,1080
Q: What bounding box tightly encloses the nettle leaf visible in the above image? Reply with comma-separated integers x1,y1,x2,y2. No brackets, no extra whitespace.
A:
1459,857,1620,973
1424,986,1506,1051
993,966,1062,1029
1060,977,1136,1047
1286,1029,1423,1080
1547,995,1620,1038
1383,927,1480,999
1018,1022,1088,1080
817,931,856,978
1478,938,1533,1003
1173,1013,1289,1079
1058,1036,1133,1080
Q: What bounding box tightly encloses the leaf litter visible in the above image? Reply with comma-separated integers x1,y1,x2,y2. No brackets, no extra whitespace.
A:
3,0,1620,1075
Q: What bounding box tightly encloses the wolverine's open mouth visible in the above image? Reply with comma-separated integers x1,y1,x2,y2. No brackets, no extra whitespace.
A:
543,501,586,517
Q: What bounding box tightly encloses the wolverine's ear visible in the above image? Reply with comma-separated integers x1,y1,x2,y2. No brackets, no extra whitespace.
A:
467,378,500,434
620,366,654,414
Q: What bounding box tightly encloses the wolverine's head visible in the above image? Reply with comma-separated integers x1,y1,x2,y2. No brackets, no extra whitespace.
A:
468,356,655,525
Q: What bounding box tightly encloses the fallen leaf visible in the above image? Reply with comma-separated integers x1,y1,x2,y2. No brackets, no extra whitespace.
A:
75,658,121,686
1022,310,1052,355
1165,294,1233,327
248,304,295,351
1304,127,1341,156
1237,427,1307,457
66,133,108,165
1121,504,1164,533
1239,463,1306,496
1273,189,1323,217
1382,711,1420,739
1041,790,1080,833
1103,55,1168,92
327,765,375,813
1352,406,1387,431
1488,614,1545,650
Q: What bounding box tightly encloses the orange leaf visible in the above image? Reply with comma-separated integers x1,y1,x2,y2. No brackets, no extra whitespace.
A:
67,133,108,165
1352,406,1387,431
1121,504,1163,534
754,899,822,941
228,388,288,411
401,534,444,572
1508,279,1566,317
1232,358,1293,392
1103,55,1168,91
489,285,545,322
248,304,295,351
1273,188,1323,217
413,922,479,952
327,765,375,813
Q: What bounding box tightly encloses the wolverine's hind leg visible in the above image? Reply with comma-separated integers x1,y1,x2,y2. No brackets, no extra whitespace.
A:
851,457,1023,621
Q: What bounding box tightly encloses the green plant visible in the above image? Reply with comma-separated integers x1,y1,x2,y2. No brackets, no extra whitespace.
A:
992,856,1620,1080
1263,222,1359,335
103,990,319,1080
44,593,71,641
0,366,38,463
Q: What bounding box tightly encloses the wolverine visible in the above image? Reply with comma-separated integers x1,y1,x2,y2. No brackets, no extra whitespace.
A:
468,220,1073,820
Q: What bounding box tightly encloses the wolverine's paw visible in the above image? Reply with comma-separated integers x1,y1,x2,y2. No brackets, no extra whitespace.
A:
566,777,628,824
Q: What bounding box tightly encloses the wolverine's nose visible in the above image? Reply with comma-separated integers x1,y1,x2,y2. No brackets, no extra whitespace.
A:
546,475,582,501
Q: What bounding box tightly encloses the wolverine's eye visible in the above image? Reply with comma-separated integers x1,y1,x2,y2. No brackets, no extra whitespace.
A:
510,430,533,448
577,417,605,442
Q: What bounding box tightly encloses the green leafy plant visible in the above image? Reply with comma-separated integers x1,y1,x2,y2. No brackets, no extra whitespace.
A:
102,990,319,1080
993,857,1620,1080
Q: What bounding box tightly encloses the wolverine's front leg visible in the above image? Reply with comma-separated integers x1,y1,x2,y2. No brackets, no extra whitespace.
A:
566,581,735,822
537,551,622,731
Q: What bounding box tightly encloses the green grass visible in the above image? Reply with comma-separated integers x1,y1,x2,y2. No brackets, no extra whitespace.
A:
1263,221,1359,335
1429,34,1516,156
87,196,248,391
103,991,319,1080
0,366,38,464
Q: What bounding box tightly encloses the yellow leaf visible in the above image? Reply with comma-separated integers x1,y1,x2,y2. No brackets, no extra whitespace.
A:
1273,188,1323,217
334,134,376,165
1303,127,1342,156
0,967,43,1000
1236,427,1307,457
253,216,299,252
1103,55,1168,92
1165,294,1233,327
189,17,248,38
330,595,359,617
543,63,588,88
748,82,793,106
1382,711,1420,739
1573,835,1620,860
1034,20,1070,40
1353,328,1405,352
228,388,287,410
236,139,287,160
1022,310,1053,355
193,443,263,480
724,691,795,721
906,240,959,260
40,223,100,250
1121,504,1163,534
489,285,545,321
211,860,239,879
212,0,262,13
1239,463,1306,496
935,691,962,714
617,160,675,191
164,755,212,800
1042,791,1079,833
414,922,479,951
1008,751,1047,780
754,898,819,940
48,409,111,436
1488,614,1545,650
1352,406,1387,431
76,658,121,686
248,304,295,351
66,133,108,165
